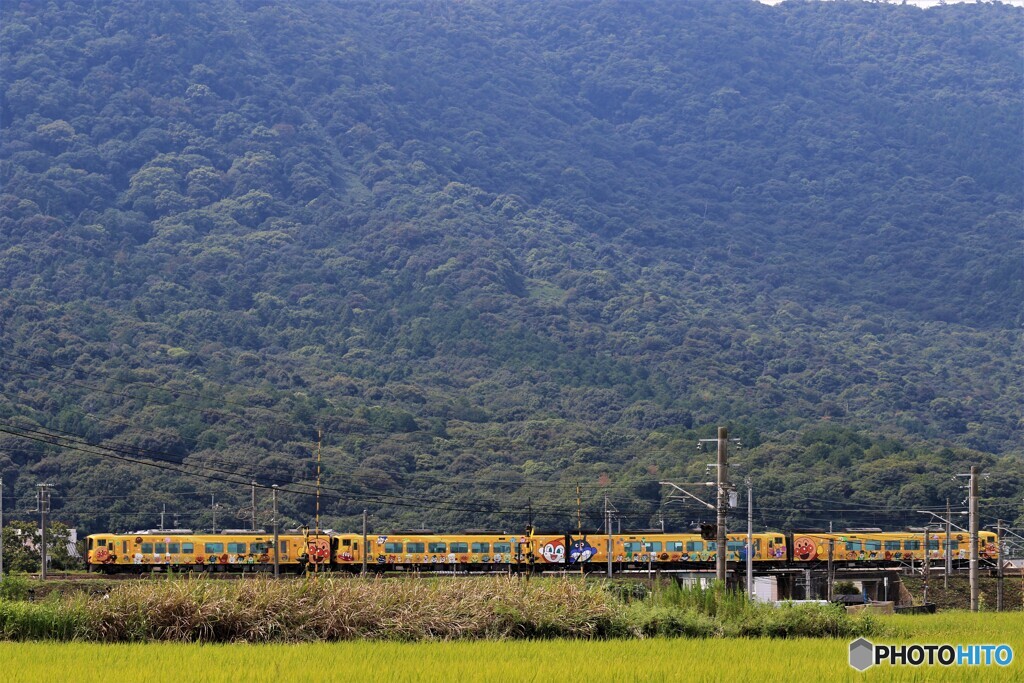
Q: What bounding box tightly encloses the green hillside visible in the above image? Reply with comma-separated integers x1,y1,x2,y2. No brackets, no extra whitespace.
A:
0,0,1021,535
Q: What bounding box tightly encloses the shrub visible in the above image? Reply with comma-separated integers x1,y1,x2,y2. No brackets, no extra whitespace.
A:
0,575,31,601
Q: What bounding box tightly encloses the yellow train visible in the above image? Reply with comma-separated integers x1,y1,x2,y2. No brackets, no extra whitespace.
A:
528,530,788,569
788,529,1000,564
87,527,1000,573
332,530,529,572
86,529,334,573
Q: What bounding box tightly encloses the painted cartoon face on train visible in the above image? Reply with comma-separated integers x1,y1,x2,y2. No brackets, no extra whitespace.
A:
793,536,817,561
540,539,565,563
568,539,597,564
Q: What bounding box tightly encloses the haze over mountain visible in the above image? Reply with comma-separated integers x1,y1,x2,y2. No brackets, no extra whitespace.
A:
0,0,1021,533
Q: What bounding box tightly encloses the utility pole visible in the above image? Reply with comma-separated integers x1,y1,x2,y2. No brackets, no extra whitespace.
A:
945,498,951,590
576,483,582,536
211,495,219,534
969,465,979,612
602,497,610,577
827,539,835,602
923,527,930,605
746,475,753,600
251,481,257,532
361,509,368,577
996,519,1003,612
716,427,729,583
36,484,53,580
271,485,280,579
160,503,166,531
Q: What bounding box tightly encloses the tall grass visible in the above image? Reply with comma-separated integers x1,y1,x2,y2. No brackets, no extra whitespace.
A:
2,576,625,642
0,576,885,643
631,580,881,639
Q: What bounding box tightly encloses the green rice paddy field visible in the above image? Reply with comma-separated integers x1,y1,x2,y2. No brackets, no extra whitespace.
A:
1,613,1020,683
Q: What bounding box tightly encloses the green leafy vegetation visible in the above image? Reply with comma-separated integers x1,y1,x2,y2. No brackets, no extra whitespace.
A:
0,0,1020,535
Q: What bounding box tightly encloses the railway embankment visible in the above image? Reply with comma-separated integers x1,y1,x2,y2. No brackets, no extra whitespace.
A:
901,574,1024,612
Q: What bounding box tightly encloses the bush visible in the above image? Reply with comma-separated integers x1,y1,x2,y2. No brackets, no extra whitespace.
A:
0,575,31,601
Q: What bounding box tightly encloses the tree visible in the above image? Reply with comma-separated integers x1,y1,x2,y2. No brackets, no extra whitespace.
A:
0,520,79,573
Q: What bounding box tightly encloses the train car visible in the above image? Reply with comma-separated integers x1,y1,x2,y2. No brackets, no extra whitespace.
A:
530,530,569,568
86,530,332,573
330,533,366,572
789,530,1000,565
529,529,788,572
586,530,787,568
363,530,528,572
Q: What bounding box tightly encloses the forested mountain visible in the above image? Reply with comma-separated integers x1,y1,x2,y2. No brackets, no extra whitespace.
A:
0,0,1021,535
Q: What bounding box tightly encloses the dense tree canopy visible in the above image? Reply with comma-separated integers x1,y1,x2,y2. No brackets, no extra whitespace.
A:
0,0,1020,536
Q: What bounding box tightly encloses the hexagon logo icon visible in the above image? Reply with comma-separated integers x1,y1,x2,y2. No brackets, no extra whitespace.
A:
849,637,874,671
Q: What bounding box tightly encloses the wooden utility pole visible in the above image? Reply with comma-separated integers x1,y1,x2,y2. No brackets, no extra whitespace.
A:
996,519,1003,612
605,496,612,579
272,485,280,578
576,483,582,535
36,484,52,581
716,427,729,583
827,538,835,602
923,527,930,605
361,509,368,577
746,476,753,599
251,481,257,532
945,498,951,590
969,465,979,612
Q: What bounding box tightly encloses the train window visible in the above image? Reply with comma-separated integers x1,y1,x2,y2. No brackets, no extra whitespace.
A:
707,542,717,551
251,543,269,554
428,542,447,553
205,543,224,554
280,541,287,553
182,543,194,554
384,543,403,554
667,542,683,552
228,543,246,554
471,542,489,553
450,543,469,553
645,542,662,552
904,541,920,550
98,539,106,547
927,540,939,550
727,541,745,552
155,543,166,554
169,543,180,554
342,539,351,547
122,541,127,553
846,542,862,551
948,541,959,551
686,541,703,552
624,542,641,553
885,541,900,551
774,537,783,545
865,541,881,551
493,542,511,553
141,543,153,554
406,543,425,553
